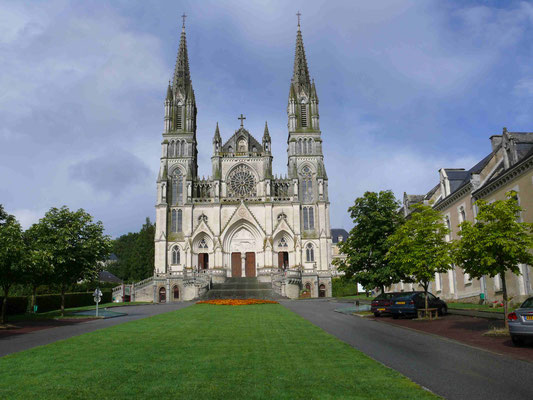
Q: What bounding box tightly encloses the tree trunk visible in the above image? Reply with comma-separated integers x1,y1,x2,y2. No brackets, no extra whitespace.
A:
380,285,385,295
1,286,9,325
502,273,509,329
31,285,37,313
423,282,429,315
60,285,65,317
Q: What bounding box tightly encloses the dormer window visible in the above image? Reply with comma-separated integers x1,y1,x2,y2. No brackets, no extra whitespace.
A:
338,236,343,242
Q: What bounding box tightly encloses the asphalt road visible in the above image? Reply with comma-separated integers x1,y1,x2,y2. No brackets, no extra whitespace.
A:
0,302,192,357
281,299,533,400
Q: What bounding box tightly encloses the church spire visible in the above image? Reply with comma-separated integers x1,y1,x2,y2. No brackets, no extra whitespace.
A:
291,13,311,92
172,14,192,93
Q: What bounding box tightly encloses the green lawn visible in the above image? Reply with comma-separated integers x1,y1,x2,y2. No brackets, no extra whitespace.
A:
0,304,438,399
447,302,513,314
337,294,375,301
8,302,152,321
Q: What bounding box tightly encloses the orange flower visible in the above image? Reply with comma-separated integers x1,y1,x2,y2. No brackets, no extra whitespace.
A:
196,299,278,306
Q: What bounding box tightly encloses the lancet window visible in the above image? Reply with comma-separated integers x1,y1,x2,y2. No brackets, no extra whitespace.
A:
305,243,314,262
172,169,184,205
300,166,313,202
172,246,180,264
302,206,315,230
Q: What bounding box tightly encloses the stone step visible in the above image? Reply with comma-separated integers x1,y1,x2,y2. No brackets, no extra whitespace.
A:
201,277,286,300
211,283,272,290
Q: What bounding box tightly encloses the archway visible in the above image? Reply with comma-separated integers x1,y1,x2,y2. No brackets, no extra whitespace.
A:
159,287,166,303
319,284,326,298
223,220,262,278
173,285,179,300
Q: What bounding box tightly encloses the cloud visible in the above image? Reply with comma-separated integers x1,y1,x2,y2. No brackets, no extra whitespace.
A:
70,150,152,196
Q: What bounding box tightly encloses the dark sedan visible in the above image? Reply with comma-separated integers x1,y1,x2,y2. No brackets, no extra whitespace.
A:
508,297,533,346
389,291,448,319
371,292,403,317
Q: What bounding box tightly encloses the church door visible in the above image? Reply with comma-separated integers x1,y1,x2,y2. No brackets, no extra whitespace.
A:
278,252,289,270
245,252,256,277
231,252,242,277
159,287,166,303
198,253,209,270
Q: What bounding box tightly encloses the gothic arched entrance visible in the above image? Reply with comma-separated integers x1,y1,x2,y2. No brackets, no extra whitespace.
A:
319,284,326,298
159,287,166,303
226,225,259,278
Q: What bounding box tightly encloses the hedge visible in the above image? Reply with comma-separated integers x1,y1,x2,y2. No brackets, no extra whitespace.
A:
0,296,29,315
332,277,360,297
35,292,112,313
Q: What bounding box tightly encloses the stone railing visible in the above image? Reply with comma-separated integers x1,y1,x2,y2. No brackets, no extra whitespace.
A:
134,277,154,289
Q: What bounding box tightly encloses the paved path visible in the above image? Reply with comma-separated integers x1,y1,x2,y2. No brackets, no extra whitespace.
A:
281,299,533,400
0,302,192,357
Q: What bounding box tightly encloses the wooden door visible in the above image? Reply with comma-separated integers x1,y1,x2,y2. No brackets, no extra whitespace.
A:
278,252,284,269
245,252,256,277
278,252,288,269
231,252,242,277
198,253,209,270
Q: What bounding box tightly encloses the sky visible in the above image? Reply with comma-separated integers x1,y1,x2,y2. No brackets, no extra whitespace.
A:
1,0,533,237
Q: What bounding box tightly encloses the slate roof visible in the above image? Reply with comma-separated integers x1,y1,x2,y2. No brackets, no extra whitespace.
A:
331,228,349,244
99,270,122,284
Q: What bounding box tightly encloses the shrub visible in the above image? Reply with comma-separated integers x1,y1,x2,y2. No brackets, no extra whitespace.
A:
332,277,360,297
35,292,112,313
0,296,29,315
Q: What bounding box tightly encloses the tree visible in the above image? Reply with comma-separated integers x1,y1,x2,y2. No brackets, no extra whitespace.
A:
335,191,405,293
0,205,26,324
387,204,452,314
453,192,533,327
23,227,54,312
29,207,111,316
109,218,155,282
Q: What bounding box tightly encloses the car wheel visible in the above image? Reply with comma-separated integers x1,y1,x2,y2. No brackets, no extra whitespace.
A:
439,305,447,316
392,314,399,320
373,312,380,317
511,336,523,347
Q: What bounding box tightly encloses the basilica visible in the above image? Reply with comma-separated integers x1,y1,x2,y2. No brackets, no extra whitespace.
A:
119,18,334,302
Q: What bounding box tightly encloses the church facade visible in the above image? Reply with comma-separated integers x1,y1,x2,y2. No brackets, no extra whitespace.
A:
150,19,333,300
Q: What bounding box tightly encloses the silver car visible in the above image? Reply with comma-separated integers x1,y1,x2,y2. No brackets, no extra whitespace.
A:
508,297,533,346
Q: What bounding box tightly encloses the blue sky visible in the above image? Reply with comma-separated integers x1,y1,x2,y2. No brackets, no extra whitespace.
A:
1,0,532,237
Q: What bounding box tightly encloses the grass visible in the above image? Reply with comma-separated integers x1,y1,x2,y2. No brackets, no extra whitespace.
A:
447,302,514,314
0,304,438,399
483,327,510,337
7,302,152,322
337,294,375,301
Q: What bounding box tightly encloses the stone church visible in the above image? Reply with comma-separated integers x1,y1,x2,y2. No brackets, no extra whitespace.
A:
115,18,334,302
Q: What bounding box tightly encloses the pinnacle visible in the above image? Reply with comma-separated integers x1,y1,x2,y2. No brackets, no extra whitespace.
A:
172,18,192,93
291,26,311,90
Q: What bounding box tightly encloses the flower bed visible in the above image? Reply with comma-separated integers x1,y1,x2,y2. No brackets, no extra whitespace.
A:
196,299,278,306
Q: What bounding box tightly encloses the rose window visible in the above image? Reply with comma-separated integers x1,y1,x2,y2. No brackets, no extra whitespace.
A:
228,165,256,197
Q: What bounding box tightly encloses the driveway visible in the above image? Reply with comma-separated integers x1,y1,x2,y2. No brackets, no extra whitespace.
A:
281,299,533,400
0,302,193,357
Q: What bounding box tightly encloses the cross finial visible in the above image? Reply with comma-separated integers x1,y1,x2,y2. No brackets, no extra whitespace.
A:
296,11,301,27
238,114,246,127
181,13,187,29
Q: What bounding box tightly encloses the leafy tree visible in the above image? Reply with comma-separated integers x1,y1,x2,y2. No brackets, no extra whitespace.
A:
109,218,155,282
387,204,452,314
0,205,26,324
335,191,405,293
29,207,111,316
23,227,54,312
453,192,533,327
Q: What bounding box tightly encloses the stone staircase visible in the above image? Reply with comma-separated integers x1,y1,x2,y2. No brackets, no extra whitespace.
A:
202,277,286,300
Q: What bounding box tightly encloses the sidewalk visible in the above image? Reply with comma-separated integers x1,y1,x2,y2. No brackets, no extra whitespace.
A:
374,314,533,363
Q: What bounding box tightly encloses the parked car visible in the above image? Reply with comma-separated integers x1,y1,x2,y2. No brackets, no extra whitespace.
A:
389,291,448,319
508,297,533,346
371,292,403,317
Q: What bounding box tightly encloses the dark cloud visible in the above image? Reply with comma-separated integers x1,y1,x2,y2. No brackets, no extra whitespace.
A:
70,150,152,196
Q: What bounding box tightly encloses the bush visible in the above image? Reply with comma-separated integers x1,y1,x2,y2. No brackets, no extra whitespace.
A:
35,292,112,313
332,277,360,297
0,296,29,315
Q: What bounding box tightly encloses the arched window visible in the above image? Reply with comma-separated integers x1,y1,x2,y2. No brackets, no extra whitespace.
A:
172,169,184,205
171,210,177,233
172,246,180,264
306,243,314,262
297,139,302,155
300,103,307,128
168,141,174,157
305,282,311,292
300,166,313,202
177,209,182,232
308,139,313,154
302,206,315,230
173,285,179,300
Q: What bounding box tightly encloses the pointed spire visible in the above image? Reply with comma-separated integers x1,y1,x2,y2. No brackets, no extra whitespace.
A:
263,121,271,141
213,122,221,142
291,15,311,91
166,81,172,101
172,14,192,93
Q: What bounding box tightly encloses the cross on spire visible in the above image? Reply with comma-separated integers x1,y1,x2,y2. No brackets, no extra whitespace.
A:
181,13,187,29
238,114,246,127
296,11,301,27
